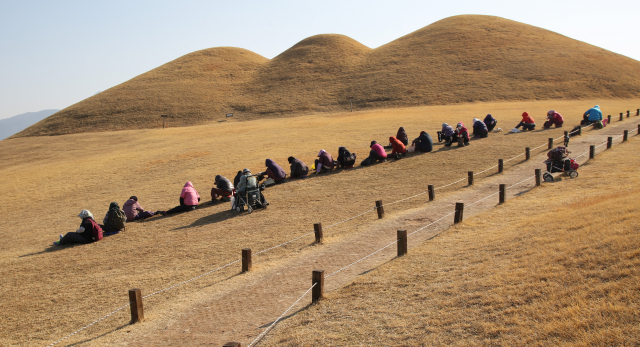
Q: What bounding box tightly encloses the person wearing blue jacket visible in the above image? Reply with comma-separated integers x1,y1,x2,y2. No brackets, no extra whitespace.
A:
582,105,603,125
472,118,489,138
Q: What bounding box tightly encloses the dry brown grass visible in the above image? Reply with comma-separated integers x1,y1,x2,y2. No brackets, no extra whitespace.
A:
0,99,637,346
17,15,640,137
261,125,640,346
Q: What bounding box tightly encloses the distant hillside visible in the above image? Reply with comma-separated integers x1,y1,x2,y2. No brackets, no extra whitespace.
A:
0,110,59,140
17,15,640,137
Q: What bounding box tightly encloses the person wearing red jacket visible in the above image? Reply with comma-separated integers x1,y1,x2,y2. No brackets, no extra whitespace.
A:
388,136,407,158
515,112,536,131
455,122,470,147
543,110,564,128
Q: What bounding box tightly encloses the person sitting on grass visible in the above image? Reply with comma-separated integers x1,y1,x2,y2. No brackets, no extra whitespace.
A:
514,112,536,131
100,202,126,234
123,196,156,221
441,123,456,147
396,127,409,146
582,105,603,126
363,141,388,165
472,118,489,138
484,114,498,132
288,156,309,178
264,159,287,184
315,150,335,174
455,123,470,147
211,175,234,202
412,131,434,152
337,147,357,168
543,110,564,129
54,210,103,246
389,136,407,159
165,182,200,215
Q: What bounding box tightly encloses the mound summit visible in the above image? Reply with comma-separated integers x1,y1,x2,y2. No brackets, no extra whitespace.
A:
18,15,640,137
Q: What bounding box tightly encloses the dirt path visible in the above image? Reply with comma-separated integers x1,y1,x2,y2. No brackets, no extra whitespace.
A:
107,119,639,347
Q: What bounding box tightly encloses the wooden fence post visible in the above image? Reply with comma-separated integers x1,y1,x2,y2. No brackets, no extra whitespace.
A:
624,130,629,142
223,343,241,347
375,200,384,219
498,159,503,173
397,230,407,256
313,223,323,244
637,108,639,116
607,137,613,149
242,249,252,272
578,126,582,136
638,124,640,135
454,203,464,224
499,184,506,204
312,270,324,303
428,185,435,201
627,110,630,118
525,147,530,160
608,115,611,124
620,112,624,121
468,171,474,185
129,289,144,323
590,145,595,159
548,138,554,149
535,169,542,187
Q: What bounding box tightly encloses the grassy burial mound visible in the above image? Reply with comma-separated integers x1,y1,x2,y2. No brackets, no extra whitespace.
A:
17,15,640,137
0,99,637,346
261,126,640,346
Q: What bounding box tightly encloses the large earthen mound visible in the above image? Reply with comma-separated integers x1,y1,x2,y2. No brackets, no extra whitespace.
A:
17,15,640,137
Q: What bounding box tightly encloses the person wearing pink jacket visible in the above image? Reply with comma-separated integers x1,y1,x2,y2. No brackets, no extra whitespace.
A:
543,110,564,128
361,141,387,166
165,182,200,215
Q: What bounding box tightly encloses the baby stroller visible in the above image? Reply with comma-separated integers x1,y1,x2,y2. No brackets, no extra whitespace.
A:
233,175,269,213
543,146,579,182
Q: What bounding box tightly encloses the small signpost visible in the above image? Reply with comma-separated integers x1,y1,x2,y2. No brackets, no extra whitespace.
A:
226,113,234,117
161,115,169,129
348,97,354,112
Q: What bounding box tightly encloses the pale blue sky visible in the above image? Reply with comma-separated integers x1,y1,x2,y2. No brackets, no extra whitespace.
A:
1,0,638,119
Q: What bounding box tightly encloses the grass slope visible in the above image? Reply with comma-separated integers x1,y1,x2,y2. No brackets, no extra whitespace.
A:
262,130,640,346
17,15,640,137
0,99,636,346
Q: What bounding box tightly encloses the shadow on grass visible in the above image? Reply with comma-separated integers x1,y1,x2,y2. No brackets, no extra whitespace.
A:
65,323,130,347
172,209,239,231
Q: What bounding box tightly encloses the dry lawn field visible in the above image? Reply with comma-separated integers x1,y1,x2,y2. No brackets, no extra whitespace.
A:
261,119,640,346
18,15,640,136
0,99,638,346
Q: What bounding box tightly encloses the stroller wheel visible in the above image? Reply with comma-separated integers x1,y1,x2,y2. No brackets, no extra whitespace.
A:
235,205,243,212
543,172,554,182
248,205,253,214
262,202,267,210
569,170,579,178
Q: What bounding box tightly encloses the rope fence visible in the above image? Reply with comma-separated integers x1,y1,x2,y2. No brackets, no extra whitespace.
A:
46,113,639,347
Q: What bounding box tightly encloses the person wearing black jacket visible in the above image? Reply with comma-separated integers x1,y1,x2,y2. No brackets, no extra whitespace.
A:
288,156,309,178
211,175,234,201
411,131,434,152
337,147,357,168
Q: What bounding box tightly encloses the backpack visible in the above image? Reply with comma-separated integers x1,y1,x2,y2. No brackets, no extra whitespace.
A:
107,209,127,231
547,146,569,161
593,120,604,129
87,218,103,241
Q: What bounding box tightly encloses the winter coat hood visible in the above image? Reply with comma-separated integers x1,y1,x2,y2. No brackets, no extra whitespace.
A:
265,159,287,180
396,127,408,143
318,149,326,157
78,210,93,219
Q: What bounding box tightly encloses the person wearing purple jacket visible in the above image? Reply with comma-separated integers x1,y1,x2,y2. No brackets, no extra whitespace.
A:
315,150,335,174
123,196,156,221
264,159,287,184
472,118,489,138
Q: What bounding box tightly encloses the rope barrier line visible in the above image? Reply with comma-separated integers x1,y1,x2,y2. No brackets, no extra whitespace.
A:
247,283,317,347
46,302,132,347
254,231,316,256
324,208,377,229
326,238,399,278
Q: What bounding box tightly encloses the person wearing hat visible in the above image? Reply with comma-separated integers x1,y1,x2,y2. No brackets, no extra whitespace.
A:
236,169,257,194
54,210,103,246
543,110,564,129
123,196,157,221
411,131,434,152
165,182,200,215
440,123,456,147
365,140,388,165
288,156,309,178
315,150,335,174
472,118,489,138
582,105,602,126
455,122,471,147
211,176,234,202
